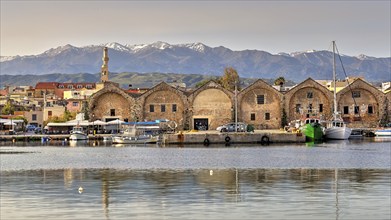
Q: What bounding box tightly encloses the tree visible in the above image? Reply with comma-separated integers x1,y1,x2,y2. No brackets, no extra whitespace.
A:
1,100,15,115
281,108,288,128
219,67,240,91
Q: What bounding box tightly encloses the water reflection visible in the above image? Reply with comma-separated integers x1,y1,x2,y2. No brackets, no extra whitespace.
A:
1,168,390,220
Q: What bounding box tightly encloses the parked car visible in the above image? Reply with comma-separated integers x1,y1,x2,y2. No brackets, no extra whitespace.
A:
34,127,42,134
216,122,248,132
25,124,36,132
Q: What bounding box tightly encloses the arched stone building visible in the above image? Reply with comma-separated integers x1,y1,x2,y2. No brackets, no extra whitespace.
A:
89,82,137,122
284,78,333,123
238,79,283,129
188,81,233,130
139,82,188,130
337,78,386,128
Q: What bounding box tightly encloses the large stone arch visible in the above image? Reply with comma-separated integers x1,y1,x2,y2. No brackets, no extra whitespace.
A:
189,80,233,130
139,82,187,130
89,82,135,121
238,79,283,129
337,79,385,127
285,78,333,122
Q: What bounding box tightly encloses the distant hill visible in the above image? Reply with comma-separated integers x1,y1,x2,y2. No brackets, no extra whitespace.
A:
0,72,298,89
1,42,390,82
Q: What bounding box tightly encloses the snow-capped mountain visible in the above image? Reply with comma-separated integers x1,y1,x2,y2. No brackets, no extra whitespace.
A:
1,42,390,82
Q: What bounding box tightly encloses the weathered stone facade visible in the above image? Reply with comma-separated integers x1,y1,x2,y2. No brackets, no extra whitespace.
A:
139,82,187,130
337,79,385,128
385,91,391,125
188,81,233,130
238,79,283,129
88,78,390,130
89,82,135,121
284,78,333,122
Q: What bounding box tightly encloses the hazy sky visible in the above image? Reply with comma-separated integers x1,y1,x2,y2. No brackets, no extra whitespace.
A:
1,1,390,57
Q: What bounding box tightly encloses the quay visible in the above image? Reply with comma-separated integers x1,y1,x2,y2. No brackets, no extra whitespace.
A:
0,129,305,144
163,130,305,145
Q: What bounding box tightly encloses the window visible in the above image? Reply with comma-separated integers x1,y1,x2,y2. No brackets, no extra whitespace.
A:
32,114,37,121
354,106,359,114
308,104,313,113
67,85,73,89
110,109,115,116
265,113,270,120
77,85,83,89
86,84,92,89
296,104,301,113
48,111,52,117
172,104,177,112
257,95,265,104
250,113,255,121
352,91,361,98
59,85,64,89
368,105,373,114
319,104,323,113
161,104,166,112
150,105,154,112
72,102,78,107
307,92,313,99
343,106,349,114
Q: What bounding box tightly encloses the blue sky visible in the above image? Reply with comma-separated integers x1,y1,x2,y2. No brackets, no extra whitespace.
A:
1,1,390,57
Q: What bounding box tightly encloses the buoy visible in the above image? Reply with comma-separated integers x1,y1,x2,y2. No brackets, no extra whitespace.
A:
209,170,213,176
78,186,84,194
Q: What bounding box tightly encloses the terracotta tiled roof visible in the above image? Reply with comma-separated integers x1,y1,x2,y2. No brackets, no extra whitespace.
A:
35,82,59,89
0,89,7,96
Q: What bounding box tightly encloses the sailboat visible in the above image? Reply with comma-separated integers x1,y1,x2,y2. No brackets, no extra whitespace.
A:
324,41,352,140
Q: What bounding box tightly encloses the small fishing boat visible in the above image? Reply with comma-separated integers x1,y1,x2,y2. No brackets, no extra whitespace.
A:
112,134,158,144
69,126,88,141
111,125,158,144
300,118,324,141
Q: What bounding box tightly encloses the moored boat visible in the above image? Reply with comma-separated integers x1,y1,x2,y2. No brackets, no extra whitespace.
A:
112,134,158,144
69,126,88,141
324,41,351,140
300,118,324,141
374,129,391,136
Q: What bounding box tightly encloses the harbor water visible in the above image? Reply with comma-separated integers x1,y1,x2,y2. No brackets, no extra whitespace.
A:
1,138,390,219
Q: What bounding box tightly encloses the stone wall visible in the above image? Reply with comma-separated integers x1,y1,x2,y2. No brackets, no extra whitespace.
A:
284,78,333,123
88,78,390,130
337,79,384,128
238,79,283,129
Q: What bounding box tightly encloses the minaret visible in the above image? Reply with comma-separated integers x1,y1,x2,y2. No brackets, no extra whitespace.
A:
100,47,109,82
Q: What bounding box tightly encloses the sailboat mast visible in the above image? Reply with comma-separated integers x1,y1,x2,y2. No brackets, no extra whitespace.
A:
332,41,337,119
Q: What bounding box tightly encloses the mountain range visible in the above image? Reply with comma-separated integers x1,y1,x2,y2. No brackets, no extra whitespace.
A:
1,42,390,82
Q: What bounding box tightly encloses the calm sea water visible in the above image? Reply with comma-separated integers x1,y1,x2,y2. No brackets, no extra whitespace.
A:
1,138,390,220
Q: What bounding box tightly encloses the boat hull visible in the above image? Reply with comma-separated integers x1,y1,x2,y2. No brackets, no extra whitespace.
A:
112,135,157,144
325,127,351,140
374,130,391,136
69,132,88,141
301,124,323,141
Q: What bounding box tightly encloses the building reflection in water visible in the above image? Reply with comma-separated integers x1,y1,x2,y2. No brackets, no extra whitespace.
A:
2,168,387,220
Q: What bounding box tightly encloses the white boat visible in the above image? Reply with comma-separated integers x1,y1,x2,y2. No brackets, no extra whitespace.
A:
374,129,391,136
111,125,158,144
69,126,88,140
324,41,351,140
112,134,158,144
